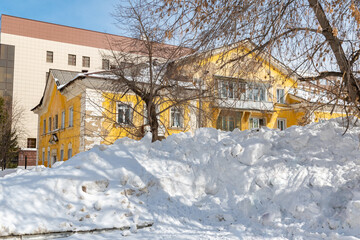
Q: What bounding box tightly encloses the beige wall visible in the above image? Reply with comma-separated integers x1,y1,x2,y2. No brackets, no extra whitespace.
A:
0,32,114,148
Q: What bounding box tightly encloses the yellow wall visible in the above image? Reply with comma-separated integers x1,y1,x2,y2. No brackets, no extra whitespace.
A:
37,83,81,167
99,92,195,145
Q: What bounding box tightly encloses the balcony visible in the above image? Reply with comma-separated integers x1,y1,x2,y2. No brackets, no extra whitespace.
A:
214,98,274,111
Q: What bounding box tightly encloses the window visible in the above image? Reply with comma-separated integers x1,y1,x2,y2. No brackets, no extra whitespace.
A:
216,111,241,131
82,56,90,68
68,148,72,159
170,107,183,128
46,51,53,63
69,107,73,127
247,85,266,101
54,114,58,130
43,119,46,134
60,149,64,161
42,150,45,165
277,119,286,131
276,89,285,103
102,59,110,70
27,138,36,148
49,117,52,132
61,111,65,129
117,103,132,125
218,81,236,99
249,117,266,129
220,116,235,131
47,150,50,167
68,54,76,66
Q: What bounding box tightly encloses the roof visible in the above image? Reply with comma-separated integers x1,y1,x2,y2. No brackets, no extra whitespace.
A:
52,69,83,87
31,69,82,112
0,14,193,59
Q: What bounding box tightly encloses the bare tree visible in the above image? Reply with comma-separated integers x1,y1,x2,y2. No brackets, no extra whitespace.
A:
159,0,360,118
86,0,214,142
0,97,21,170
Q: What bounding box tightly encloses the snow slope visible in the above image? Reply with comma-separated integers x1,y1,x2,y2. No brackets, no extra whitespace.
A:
0,119,360,239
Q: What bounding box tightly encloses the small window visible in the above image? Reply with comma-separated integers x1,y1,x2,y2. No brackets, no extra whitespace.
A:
49,117,52,132
54,114,58,130
276,89,285,103
69,107,73,127
42,150,45,165
102,59,110,70
46,51,53,63
68,54,76,66
277,119,286,131
117,103,132,125
27,138,36,148
170,107,184,128
43,119,46,134
82,56,90,68
47,150,50,166
60,149,64,161
68,148,73,159
61,111,65,129
249,117,266,129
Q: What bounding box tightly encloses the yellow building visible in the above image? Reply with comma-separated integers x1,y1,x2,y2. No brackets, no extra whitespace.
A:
32,44,346,167
32,69,198,167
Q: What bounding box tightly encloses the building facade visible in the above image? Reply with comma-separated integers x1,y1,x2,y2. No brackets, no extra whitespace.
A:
0,15,174,167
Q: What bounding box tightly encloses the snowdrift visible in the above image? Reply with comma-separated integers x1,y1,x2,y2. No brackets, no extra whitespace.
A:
1,119,360,239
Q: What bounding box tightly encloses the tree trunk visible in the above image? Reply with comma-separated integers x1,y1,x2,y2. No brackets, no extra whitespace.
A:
308,0,359,103
145,100,159,142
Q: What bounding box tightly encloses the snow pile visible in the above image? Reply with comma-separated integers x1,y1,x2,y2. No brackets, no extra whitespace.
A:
1,119,360,239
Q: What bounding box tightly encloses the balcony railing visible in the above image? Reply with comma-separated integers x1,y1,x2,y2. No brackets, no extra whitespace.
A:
214,98,274,111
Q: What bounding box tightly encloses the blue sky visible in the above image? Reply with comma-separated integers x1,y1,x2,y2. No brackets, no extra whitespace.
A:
0,0,124,35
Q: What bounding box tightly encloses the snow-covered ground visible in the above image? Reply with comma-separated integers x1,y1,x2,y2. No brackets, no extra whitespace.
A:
1,119,360,239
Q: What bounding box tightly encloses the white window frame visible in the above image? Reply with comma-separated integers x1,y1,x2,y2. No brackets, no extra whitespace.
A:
61,111,65,129
54,114,58,130
42,148,45,165
48,117,52,132
117,103,133,125
170,107,184,128
277,118,287,131
249,117,266,129
276,88,285,103
68,143,73,160
218,80,236,99
69,107,73,127
47,147,50,167
247,85,267,101
43,119,46,134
